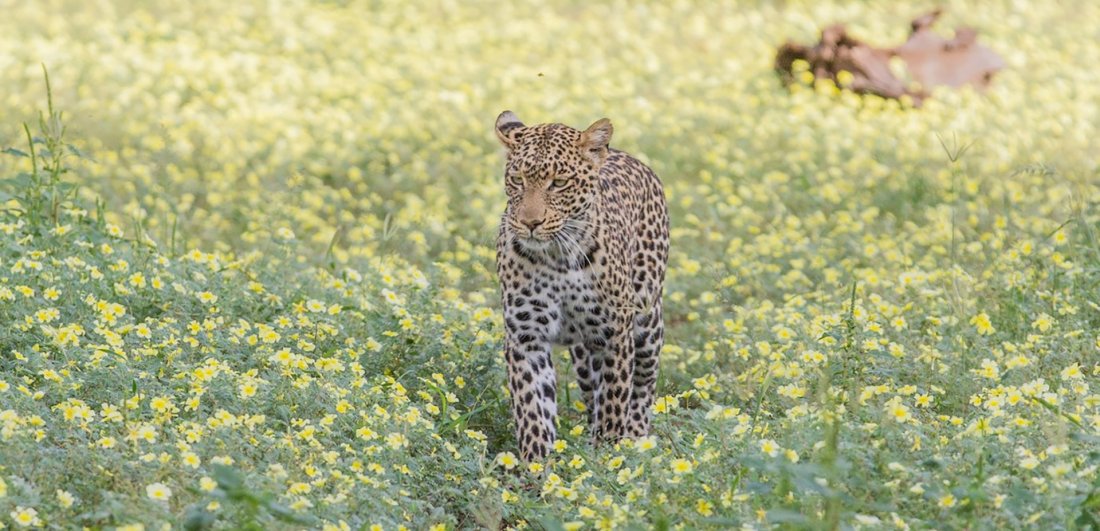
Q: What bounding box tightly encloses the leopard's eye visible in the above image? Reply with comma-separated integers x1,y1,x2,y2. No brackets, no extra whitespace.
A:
551,178,568,188
507,174,523,186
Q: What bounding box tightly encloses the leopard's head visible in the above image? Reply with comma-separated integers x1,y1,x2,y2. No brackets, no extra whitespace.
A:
495,111,612,252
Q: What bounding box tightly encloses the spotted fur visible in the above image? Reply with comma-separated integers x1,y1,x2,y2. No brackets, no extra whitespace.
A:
494,111,670,461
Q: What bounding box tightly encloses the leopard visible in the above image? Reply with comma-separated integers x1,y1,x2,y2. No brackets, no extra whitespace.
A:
494,110,670,461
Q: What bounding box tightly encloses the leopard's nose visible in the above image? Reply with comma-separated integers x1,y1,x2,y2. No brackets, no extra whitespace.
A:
521,219,544,231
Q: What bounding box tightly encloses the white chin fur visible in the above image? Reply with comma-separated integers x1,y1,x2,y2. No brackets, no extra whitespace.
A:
517,238,551,251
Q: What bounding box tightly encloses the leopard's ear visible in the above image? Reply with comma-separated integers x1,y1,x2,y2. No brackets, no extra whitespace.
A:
495,111,526,150
578,118,613,163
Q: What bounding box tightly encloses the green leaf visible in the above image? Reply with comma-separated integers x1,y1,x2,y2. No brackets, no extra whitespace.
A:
267,501,313,524
54,181,77,193
766,508,811,524
182,505,217,531
791,474,834,497
0,174,33,189
699,517,742,526
2,147,29,158
212,464,245,492
67,143,92,160
535,517,566,531
921,458,943,470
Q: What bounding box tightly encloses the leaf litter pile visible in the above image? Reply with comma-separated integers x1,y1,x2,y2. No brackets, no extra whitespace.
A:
776,9,1005,105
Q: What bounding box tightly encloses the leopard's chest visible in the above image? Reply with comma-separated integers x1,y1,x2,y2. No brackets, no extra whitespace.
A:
538,267,609,346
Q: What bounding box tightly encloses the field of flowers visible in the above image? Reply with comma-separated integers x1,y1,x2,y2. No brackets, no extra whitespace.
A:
1,0,1099,529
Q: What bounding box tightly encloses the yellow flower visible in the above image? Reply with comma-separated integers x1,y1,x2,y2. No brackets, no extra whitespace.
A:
976,359,1000,379
938,494,957,508
150,396,172,413
1061,363,1082,380
887,401,912,423
653,395,679,414
636,436,657,452
11,506,40,527
970,312,995,335
607,456,624,470
670,458,693,475
182,451,201,469
759,439,780,457
1047,462,1072,478
145,482,172,501
135,425,157,443
57,489,75,508
496,451,518,470
384,432,408,449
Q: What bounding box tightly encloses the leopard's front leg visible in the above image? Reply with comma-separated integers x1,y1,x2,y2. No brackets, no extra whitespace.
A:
596,313,635,441
504,325,558,462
